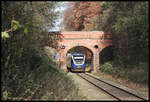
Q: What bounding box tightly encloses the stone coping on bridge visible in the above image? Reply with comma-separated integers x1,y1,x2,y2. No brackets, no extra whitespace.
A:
61,31,111,39
60,31,106,34
48,31,111,34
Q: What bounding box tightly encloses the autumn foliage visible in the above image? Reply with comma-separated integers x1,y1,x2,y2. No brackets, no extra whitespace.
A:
63,2,102,31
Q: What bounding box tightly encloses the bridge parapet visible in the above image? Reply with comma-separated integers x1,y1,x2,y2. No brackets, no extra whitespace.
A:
60,31,112,40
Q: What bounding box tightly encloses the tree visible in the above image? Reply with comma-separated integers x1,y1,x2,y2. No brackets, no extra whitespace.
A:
1,1,60,98
63,1,102,31
98,1,149,66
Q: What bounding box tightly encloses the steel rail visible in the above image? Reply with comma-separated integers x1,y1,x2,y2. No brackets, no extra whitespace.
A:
76,73,121,101
76,73,147,101
84,73,147,101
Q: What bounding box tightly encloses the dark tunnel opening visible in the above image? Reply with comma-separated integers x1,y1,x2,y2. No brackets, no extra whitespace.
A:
99,46,114,64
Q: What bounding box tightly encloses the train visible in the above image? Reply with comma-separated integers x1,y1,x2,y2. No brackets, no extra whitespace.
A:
66,52,86,72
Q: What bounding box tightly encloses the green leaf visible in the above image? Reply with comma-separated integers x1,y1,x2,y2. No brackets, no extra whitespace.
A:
1,32,10,39
12,20,19,25
2,90,9,100
13,24,18,30
24,28,28,34
12,20,21,30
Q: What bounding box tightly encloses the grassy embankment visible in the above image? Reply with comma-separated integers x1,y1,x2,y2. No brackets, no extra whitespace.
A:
2,46,85,101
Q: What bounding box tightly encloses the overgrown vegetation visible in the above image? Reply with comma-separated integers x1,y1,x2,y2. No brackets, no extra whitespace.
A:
98,2,149,66
99,61,148,85
1,1,83,100
2,49,82,100
98,1,148,85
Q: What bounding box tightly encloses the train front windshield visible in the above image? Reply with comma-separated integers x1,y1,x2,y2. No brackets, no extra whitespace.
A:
73,55,85,64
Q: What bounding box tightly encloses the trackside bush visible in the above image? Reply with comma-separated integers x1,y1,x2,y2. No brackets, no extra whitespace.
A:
99,62,114,74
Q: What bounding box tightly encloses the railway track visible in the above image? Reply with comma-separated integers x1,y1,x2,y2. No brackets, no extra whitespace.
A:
76,73,148,101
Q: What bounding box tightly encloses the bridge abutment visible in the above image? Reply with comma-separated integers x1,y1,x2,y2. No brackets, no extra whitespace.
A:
93,52,99,72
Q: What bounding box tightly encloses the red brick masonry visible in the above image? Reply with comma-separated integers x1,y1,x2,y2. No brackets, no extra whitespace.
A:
57,31,112,72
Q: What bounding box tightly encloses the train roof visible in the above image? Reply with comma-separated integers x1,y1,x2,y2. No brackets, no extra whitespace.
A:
72,52,85,56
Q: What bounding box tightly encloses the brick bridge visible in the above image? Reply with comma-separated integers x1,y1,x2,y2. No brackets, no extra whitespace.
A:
53,31,112,72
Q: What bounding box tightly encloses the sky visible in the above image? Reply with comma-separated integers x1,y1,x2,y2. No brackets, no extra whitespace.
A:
49,2,69,32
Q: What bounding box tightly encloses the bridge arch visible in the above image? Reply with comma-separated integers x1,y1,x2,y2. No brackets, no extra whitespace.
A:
65,44,94,55
59,41,95,59
67,45,94,71
66,45,93,54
